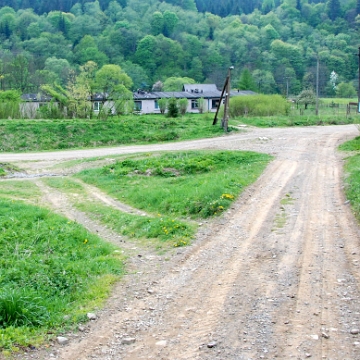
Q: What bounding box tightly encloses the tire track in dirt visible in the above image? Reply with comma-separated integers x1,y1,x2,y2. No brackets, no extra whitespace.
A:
71,178,149,217
97,159,301,360
34,179,125,248
273,132,360,359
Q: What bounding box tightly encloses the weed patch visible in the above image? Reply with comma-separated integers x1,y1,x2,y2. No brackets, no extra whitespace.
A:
0,199,124,350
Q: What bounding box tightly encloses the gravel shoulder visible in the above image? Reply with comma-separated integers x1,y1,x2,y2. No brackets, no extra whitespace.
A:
1,125,360,360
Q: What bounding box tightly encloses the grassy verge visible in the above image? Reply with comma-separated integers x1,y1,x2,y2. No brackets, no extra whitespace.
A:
339,132,360,220
0,114,229,152
342,153,360,219
339,136,360,151
0,198,124,352
234,113,355,128
75,151,272,218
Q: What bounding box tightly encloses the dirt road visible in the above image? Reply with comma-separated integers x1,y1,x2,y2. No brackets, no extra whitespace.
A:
3,125,360,360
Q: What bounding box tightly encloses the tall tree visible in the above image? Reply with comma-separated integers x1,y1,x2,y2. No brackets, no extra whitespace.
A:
238,68,257,91
327,0,341,21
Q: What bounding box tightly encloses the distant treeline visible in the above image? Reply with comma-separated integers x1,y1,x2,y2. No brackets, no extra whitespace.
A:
0,0,357,98
0,0,127,13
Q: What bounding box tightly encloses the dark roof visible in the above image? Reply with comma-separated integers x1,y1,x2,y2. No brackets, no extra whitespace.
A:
21,93,52,102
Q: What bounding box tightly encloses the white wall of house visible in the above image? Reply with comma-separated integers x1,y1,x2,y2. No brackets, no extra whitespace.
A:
20,102,40,118
135,98,220,114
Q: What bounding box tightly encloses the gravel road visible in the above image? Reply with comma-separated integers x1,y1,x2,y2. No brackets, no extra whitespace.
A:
2,124,360,360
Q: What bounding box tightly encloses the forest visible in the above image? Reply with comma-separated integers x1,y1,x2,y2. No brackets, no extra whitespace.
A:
0,0,358,97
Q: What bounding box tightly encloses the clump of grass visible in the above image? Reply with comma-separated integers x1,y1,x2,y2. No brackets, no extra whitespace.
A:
0,198,124,350
75,151,272,219
0,163,22,177
0,289,49,328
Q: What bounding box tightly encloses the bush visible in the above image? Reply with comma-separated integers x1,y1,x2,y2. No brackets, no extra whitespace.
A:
178,98,188,115
0,90,21,119
167,98,179,118
229,94,290,117
36,102,64,119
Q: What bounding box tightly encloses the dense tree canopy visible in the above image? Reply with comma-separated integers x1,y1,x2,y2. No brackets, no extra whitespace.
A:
0,0,357,98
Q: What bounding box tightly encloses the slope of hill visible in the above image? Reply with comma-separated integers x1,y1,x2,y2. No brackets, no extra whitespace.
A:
0,0,357,97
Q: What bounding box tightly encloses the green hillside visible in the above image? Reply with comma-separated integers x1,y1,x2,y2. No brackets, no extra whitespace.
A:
0,0,357,97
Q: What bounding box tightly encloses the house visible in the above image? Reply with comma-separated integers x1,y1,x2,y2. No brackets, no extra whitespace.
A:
132,85,256,114
20,85,256,117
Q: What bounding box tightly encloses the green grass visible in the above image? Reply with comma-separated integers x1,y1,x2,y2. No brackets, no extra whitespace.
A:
77,202,195,248
0,180,41,202
320,98,358,105
75,151,272,219
339,136,360,152
0,107,356,153
342,153,360,220
234,113,355,128
42,176,195,249
0,114,230,152
0,198,124,351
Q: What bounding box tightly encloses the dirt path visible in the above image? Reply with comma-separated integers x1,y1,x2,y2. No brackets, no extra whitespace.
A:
2,125,360,360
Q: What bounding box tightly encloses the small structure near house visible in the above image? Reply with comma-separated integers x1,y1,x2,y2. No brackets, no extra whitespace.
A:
21,93,52,118
347,102,359,115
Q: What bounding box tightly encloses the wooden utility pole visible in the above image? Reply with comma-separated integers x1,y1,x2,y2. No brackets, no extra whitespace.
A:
285,77,289,98
213,66,233,132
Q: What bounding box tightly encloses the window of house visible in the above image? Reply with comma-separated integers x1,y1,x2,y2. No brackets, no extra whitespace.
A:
93,101,101,112
154,100,159,109
191,99,198,109
212,99,220,109
134,101,142,111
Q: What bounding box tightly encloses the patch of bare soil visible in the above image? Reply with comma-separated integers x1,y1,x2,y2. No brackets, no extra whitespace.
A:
2,125,360,360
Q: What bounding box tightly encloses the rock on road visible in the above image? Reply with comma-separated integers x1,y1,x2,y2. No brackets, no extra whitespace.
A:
2,125,360,360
